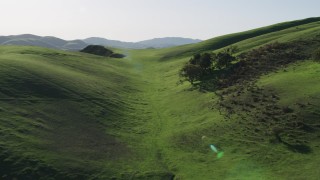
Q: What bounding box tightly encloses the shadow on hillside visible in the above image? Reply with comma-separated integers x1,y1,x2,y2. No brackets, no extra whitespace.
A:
282,141,312,154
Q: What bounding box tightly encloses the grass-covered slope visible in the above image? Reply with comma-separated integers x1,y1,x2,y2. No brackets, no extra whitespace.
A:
144,18,320,179
0,17,320,180
158,17,320,59
127,18,320,179
0,46,143,179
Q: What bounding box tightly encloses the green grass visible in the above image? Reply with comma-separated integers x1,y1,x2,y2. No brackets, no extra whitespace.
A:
0,46,139,179
0,17,320,179
155,17,320,59
259,61,320,105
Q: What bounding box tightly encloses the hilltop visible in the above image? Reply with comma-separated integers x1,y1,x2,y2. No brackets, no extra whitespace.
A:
0,17,320,179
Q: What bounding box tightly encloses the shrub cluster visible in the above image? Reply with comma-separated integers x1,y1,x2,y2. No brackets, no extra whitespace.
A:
313,48,320,61
179,46,237,84
80,45,125,58
180,38,320,89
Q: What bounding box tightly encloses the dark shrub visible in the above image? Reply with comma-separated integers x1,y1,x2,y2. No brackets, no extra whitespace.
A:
213,51,236,70
80,45,125,58
179,64,203,84
199,53,212,69
313,48,320,61
80,45,113,57
282,106,294,113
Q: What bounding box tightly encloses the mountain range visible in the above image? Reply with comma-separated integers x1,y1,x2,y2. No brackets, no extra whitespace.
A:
83,37,202,49
0,34,201,50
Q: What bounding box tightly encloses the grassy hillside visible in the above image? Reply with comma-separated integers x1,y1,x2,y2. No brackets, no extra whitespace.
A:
0,17,320,179
0,35,88,51
0,46,142,179
158,17,320,59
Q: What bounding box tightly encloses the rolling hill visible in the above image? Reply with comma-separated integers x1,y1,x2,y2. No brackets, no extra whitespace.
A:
0,34,87,51
0,17,320,179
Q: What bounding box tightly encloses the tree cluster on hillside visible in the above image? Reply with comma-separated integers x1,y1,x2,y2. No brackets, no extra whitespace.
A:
80,45,125,58
192,37,320,154
180,37,320,90
179,46,238,84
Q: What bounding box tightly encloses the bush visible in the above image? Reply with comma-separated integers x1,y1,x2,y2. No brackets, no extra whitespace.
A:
212,51,236,70
211,46,238,70
313,48,320,61
199,53,212,69
189,53,212,69
180,47,238,85
80,45,125,58
179,64,203,84
80,45,113,57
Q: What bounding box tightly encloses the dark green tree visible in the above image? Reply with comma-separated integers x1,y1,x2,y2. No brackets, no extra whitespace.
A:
212,46,238,70
189,54,201,65
313,48,320,61
179,64,203,84
213,52,235,69
199,53,212,69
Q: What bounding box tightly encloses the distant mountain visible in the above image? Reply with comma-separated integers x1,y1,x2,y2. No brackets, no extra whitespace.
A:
40,36,68,47
83,37,202,49
0,34,202,50
63,40,88,50
0,34,87,51
83,37,144,49
2,38,58,49
137,37,202,48
9,34,42,39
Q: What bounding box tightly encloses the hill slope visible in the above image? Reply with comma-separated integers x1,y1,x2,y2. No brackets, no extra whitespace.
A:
0,17,320,179
0,34,88,51
0,46,142,179
158,17,320,59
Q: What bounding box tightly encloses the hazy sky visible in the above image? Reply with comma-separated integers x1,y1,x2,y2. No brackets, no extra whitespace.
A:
0,0,319,41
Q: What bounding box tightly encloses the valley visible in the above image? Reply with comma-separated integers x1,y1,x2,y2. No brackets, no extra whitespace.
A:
0,18,320,179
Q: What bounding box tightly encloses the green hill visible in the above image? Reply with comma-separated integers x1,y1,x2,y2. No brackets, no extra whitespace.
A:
158,17,320,59
1,17,320,179
0,35,88,51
